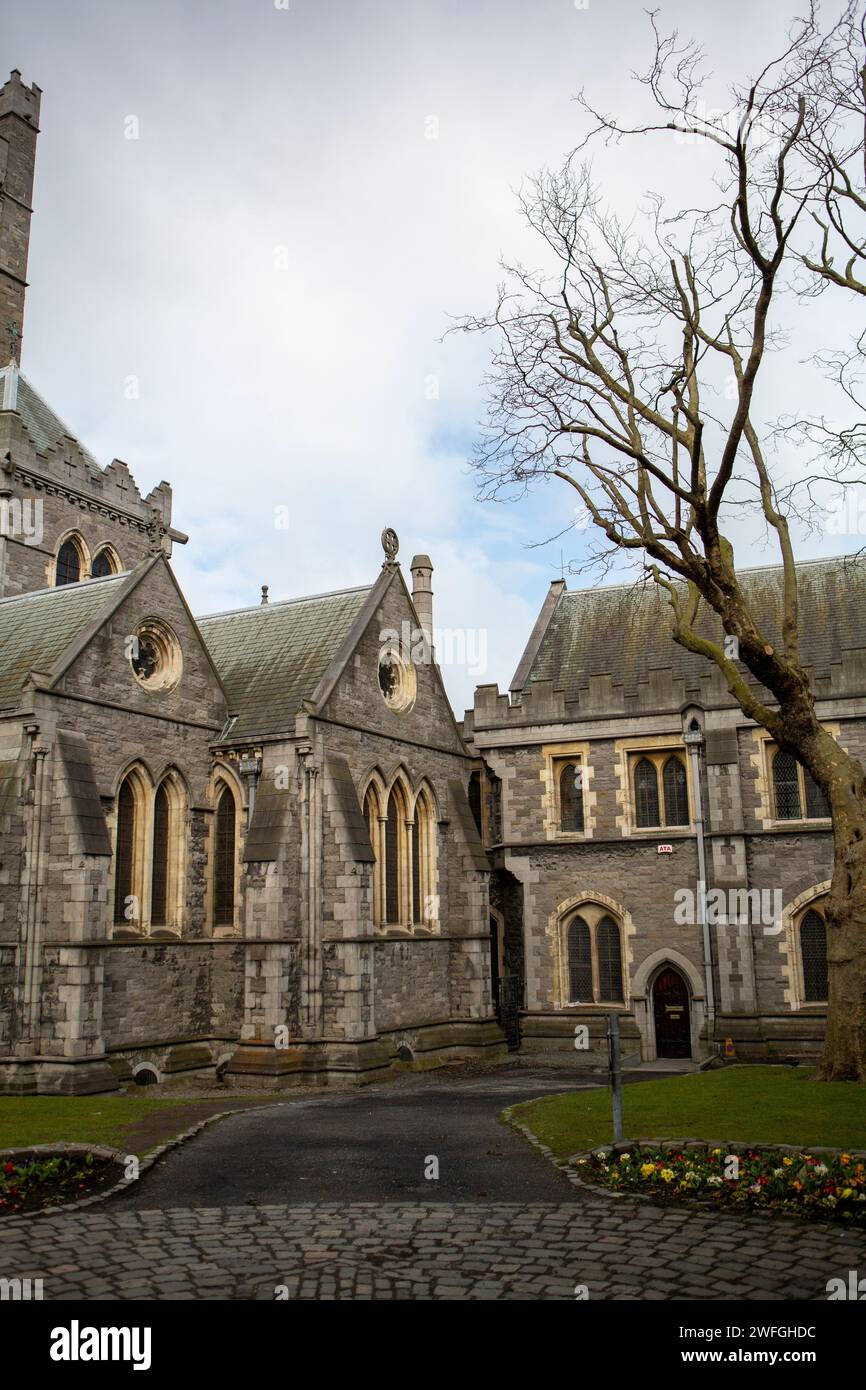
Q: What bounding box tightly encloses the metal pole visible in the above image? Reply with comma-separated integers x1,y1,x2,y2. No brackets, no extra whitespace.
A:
685,728,715,1027
607,1012,623,1143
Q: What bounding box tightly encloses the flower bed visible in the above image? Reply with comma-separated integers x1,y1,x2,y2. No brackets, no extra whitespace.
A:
572,1141,866,1224
0,1150,118,1216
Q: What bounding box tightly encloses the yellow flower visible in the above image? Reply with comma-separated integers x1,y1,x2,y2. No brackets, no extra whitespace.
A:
660,1168,675,1183
841,1188,853,1199
841,1154,852,1166
782,1157,794,1166
640,1163,655,1178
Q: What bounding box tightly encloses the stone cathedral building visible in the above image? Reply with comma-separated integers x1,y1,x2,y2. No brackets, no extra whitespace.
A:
0,69,849,1093
464,562,856,1068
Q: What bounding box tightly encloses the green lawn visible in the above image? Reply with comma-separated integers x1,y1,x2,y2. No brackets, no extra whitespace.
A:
0,1093,277,1157
511,1066,866,1160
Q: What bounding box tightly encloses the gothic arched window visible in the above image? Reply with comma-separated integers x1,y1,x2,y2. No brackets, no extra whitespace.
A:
468,771,483,835
364,786,383,925
803,770,830,820
412,788,437,927
662,755,689,826
385,786,405,925
564,904,628,1006
634,757,660,828
559,761,585,832
800,908,828,1003
55,536,83,586
773,750,802,820
213,785,237,927
597,915,624,1003
412,814,420,923
567,916,593,1002
150,783,170,927
113,777,137,925
91,547,119,579
771,747,831,822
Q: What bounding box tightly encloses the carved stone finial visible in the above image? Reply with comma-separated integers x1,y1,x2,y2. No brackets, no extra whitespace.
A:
381,527,399,563
5,322,21,364
261,584,269,606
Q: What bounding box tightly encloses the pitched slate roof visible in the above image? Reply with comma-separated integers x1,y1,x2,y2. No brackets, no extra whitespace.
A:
326,754,375,863
0,759,18,817
55,728,112,855
0,362,102,477
518,555,866,704
448,778,491,871
243,776,292,863
0,573,128,710
198,585,373,741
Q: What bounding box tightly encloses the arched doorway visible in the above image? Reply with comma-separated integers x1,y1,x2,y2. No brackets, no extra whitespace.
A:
652,966,691,1058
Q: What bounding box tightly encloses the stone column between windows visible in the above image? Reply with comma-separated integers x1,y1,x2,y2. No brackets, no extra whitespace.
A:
705,736,758,1015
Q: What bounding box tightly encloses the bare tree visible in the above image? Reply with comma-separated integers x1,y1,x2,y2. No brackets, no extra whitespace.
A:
459,3,866,1079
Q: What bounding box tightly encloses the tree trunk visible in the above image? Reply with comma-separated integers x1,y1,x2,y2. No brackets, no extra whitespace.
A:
819,775,866,1081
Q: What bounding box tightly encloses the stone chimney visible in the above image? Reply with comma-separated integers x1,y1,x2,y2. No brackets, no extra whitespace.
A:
410,553,434,655
0,71,41,364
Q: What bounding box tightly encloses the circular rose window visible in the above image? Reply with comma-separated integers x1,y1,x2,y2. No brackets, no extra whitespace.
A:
377,646,417,713
129,619,182,693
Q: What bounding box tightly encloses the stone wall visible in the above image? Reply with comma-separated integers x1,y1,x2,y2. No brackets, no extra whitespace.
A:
372,937,450,1030
469,685,851,1060
319,573,492,1039
101,940,244,1049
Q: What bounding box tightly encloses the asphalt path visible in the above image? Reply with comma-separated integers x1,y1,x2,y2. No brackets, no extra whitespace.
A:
111,1065,639,1207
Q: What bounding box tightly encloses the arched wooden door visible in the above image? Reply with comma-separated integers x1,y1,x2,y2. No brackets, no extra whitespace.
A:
652,967,691,1058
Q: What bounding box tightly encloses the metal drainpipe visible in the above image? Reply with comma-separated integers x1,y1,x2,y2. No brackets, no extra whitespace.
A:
297,746,322,1037
309,762,322,1035
685,729,716,1029
24,744,48,1041
16,724,37,1020
297,749,310,1035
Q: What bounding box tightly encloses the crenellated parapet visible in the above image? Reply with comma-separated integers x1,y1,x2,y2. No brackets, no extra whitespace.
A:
0,361,185,594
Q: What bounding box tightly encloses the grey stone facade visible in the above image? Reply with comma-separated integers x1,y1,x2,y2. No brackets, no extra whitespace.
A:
463,565,866,1065
0,63,856,1095
0,543,504,1093
0,68,503,1093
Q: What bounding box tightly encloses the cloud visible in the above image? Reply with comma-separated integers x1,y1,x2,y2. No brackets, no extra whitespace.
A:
8,0,861,715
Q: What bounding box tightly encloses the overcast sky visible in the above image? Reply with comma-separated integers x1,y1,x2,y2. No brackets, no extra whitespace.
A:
4,0,858,712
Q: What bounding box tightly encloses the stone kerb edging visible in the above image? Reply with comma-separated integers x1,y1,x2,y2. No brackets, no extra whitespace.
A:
502,1105,866,1204
0,1104,279,1220
501,1104,596,1194
573,1139,866,1163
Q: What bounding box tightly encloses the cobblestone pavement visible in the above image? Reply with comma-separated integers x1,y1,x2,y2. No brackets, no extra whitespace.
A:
2,1199,864,1299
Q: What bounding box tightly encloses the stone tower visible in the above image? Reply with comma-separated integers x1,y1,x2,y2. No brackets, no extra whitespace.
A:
0,72,187,599
0,70,41,363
